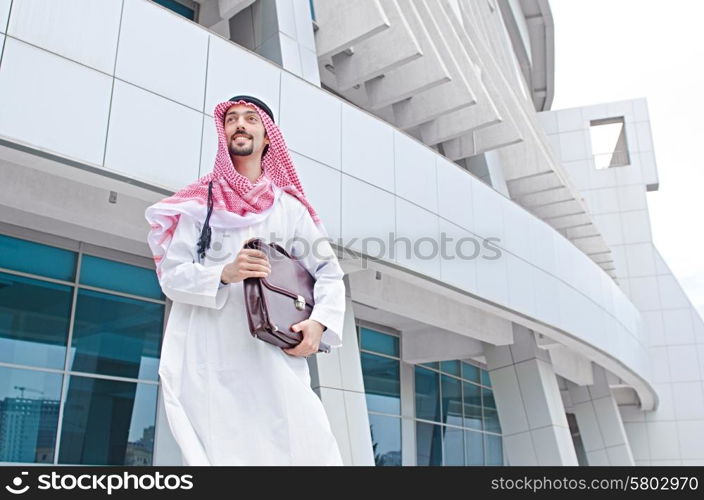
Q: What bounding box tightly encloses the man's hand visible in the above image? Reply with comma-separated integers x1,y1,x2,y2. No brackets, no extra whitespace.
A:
220,245,271,284
283,319,326,357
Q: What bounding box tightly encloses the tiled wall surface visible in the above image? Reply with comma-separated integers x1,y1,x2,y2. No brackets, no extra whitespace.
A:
539,99,704,465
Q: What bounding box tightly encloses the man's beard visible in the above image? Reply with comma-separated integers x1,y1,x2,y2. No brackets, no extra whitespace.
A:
229,142,254,156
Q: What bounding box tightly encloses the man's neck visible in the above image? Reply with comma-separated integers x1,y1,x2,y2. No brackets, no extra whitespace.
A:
231,154,263,183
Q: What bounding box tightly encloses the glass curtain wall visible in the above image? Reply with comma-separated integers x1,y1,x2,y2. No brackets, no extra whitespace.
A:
358,324,504,466
0,233,164,465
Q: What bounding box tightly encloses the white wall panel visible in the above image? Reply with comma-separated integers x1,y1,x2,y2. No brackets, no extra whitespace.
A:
279,32,302,77
627,276,661,311
677,420,704,460
475,242,509,306
105,80,201,189
8,0,122,73
531,268,561,328
204,35,281,118
667,345,700,383
299,47,320,86
395,197,440,279
0,38,112,165
620,210,651,243
506,254,536,318
275,0,297,38
0,0,9,33
471,174,506,243
394,131,438,212
292,0,316,51
662,308,695,344
556,108,584,132
646,421,680,460
291,151,342,241
116,0,208,110
671,381,704,420
436,157,473,230
657,276,691,310
280,72,341,169
501,204,532,262
341,175,395,260
199,113,217,177
559,130,589,162
438,218,477,294
341,103,394,191
625,243,656,277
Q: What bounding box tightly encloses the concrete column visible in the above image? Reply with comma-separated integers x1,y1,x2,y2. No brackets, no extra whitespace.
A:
153,384,183,465
484,324,578,465
567,365,635,465
226,0,321,85
308,294,375,465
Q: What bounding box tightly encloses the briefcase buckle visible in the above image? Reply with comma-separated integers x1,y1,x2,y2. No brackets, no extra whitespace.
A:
294,295,306,311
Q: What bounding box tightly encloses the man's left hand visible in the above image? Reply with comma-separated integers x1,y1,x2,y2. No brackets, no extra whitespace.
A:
283,319,325,357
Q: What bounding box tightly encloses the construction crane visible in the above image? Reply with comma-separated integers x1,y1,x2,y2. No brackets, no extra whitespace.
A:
13,386,44,398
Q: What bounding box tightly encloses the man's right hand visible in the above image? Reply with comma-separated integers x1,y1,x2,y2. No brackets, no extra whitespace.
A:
220,247,271,284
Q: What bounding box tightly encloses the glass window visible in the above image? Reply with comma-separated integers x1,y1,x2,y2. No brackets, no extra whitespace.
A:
567,413,589,466
462,381,482,431
368,414,401,466
359,327,399,357
485,433,503,465
58,376,157,465
482,387,501,433
69,290,163,381
462,362,480,383
414,366,440,422
0,272,72,369
420,362,438,370
151,0,195,20
482,386,496,408
0,235,76,282
481,368,492,387
442,425,464,465
465,429,484,465
360,352,400,415
441,375,462,427
483,407,501,434
440,360,460,376
0,366,62,463
80,255,162,300
416,422,442,466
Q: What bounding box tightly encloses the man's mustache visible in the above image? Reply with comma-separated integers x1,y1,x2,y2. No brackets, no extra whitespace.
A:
231,132,253,140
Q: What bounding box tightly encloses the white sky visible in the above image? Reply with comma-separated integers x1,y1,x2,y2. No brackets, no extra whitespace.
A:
549,0,704,318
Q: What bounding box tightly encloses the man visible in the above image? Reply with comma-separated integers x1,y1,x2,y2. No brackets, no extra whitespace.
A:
144,95,346,465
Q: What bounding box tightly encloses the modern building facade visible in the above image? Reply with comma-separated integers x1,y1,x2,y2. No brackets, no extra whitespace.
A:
0,0,701,466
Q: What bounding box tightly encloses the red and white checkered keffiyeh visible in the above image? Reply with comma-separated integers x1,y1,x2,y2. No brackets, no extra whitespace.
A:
145,99,326,279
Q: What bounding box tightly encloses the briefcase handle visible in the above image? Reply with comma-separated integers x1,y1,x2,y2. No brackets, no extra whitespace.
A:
243,237,292,259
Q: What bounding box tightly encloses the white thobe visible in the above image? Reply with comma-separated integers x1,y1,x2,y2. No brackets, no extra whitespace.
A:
156,190,346,465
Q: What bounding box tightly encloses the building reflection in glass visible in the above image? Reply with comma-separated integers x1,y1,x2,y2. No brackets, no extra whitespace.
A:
58,376,157,465
0,366,62,463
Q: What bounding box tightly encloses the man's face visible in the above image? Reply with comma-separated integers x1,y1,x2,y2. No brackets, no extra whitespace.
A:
223,104,269,157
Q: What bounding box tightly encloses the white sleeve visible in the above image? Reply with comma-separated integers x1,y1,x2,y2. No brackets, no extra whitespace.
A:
158,213,230,309
291,207,346,348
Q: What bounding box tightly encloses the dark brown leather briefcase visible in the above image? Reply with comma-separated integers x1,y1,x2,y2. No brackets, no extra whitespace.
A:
242,238,331,354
